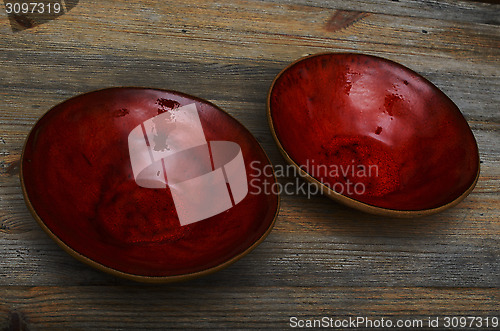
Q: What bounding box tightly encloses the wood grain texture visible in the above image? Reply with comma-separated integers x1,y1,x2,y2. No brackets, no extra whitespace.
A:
0,0,499,329
0,287,498,329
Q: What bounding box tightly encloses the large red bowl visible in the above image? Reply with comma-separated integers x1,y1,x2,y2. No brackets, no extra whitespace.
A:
268,53,479,216
21,87,279,282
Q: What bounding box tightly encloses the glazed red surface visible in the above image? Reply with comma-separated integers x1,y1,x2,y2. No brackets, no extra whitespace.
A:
270,53,479,211
22,88,278,277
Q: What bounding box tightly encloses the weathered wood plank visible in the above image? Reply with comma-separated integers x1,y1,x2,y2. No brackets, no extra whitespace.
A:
0,0,498,67
0,286,498,329
257,0,500,25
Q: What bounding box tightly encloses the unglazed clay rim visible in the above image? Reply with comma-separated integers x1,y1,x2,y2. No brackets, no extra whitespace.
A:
20,87,280,283
267,52,480,218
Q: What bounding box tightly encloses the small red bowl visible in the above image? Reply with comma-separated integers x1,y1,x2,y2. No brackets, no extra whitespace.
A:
21,87,279,282
268,53,479,217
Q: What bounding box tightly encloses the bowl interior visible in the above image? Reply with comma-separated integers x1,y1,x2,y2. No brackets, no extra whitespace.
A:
269,53,479,211
22,87,278,280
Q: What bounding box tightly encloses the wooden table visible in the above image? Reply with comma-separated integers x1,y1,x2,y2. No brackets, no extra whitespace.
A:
1,0,499,329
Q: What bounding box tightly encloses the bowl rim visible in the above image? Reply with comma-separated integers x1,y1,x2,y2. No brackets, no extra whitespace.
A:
20,86,281,283
266,52,480,217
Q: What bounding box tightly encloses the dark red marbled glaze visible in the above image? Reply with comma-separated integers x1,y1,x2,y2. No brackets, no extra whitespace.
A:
22,88,278,277
270,53,479,211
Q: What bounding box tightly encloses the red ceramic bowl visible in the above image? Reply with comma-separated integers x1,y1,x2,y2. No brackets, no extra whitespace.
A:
21,87,279,282
268,53,479,217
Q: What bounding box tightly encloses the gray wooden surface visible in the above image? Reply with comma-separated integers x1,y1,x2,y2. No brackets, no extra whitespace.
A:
1,0,499,329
